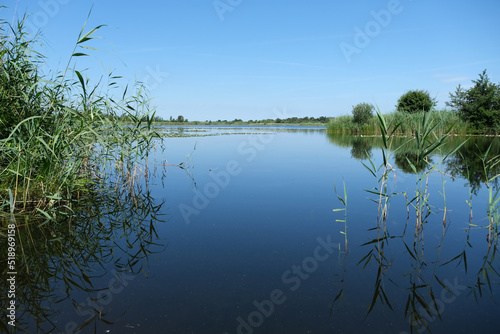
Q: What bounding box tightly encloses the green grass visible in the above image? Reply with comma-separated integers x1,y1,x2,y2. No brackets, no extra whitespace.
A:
0,13,161,218
327,110,471,135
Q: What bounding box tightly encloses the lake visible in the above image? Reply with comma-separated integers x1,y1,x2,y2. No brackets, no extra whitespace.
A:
3,126,500,334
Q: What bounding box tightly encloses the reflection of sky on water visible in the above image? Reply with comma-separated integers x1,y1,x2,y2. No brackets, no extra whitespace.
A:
11,128,499,333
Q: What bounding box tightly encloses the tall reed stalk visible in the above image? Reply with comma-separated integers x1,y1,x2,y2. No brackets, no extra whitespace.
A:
0,13,161,220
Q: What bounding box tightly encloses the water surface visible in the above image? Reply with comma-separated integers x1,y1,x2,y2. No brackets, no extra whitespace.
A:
4,126,500,334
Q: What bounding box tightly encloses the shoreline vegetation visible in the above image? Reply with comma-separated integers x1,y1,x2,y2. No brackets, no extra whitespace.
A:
1,13,165,333
326,109,472,136
1,10,498,219
117,116,332,127
143,110,499,137
0,14,161,218
327,73,500,136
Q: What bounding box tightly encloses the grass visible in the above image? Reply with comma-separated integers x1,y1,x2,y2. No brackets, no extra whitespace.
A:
336,109,500,333
0,13,161,219
327,109,471,136
0,11,165,332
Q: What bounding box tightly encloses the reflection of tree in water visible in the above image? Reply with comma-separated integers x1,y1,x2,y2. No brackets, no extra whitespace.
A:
328,133,499,193
445,138,500,194
327,130,500,332
350,137,373,160
0,175,166,333
394,152,431,174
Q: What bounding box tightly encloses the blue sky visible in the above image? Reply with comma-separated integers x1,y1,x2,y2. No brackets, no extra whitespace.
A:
4,0,500,121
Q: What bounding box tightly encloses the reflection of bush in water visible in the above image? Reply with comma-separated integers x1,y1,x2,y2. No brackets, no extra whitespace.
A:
445,138,500,194
327,133,499,192
350,138,373,160
394,152,432,174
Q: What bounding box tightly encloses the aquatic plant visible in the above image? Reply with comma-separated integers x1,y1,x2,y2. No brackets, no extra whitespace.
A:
327,109,470,135
0,12,161,219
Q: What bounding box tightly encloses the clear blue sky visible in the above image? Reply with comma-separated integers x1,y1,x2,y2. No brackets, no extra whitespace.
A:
4,0,500,121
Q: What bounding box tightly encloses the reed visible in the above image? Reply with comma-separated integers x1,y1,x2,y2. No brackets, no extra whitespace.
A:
0,14,161,219
354,109,470,332
327,110,470,136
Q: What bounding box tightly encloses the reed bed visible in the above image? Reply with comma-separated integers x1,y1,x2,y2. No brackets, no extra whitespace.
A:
327,110,470,136
0,14,161,219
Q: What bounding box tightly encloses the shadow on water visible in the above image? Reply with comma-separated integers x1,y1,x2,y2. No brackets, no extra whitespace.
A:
0,167,167,333
328,132,500,333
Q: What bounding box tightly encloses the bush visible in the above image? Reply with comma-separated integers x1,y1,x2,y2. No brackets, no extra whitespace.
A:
396,90,436,113
352,102,374,124
446,70,500,131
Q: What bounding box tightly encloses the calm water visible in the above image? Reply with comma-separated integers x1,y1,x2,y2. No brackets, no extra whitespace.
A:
3,126,500,333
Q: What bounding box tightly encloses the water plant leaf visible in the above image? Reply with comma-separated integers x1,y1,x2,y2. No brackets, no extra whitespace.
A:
432,276,450,295
8,189,14,213
404,295,411,317
73,315,96,333
361,161,377,178
333,289,344,304
358,250,374,270
380,287,393,310
403,242,417,261
429,289,442,321
36,208,54,221
77,24,106,45
75,69,85,87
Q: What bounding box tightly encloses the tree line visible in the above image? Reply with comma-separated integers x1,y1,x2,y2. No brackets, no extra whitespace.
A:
152,116,331,125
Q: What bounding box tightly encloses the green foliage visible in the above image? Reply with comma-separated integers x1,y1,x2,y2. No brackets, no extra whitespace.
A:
396,89,436,114
352,102,374,124
0,15,161,216
446,70,500,132
328,110,467,135
0,18,48,139
155,115,332,125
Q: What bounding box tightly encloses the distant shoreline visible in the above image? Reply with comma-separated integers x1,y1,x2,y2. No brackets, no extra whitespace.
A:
145,121,328,127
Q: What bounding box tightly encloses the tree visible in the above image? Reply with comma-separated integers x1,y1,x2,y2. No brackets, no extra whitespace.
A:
445,84,466,112
352,102,374,124
177,115,184,122
447,70,500,130
396,90,436,113
350,137,372,160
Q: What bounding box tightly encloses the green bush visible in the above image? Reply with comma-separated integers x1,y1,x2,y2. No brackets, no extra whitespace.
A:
352,102,374,124
446,70,500,132
396,90,436,114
